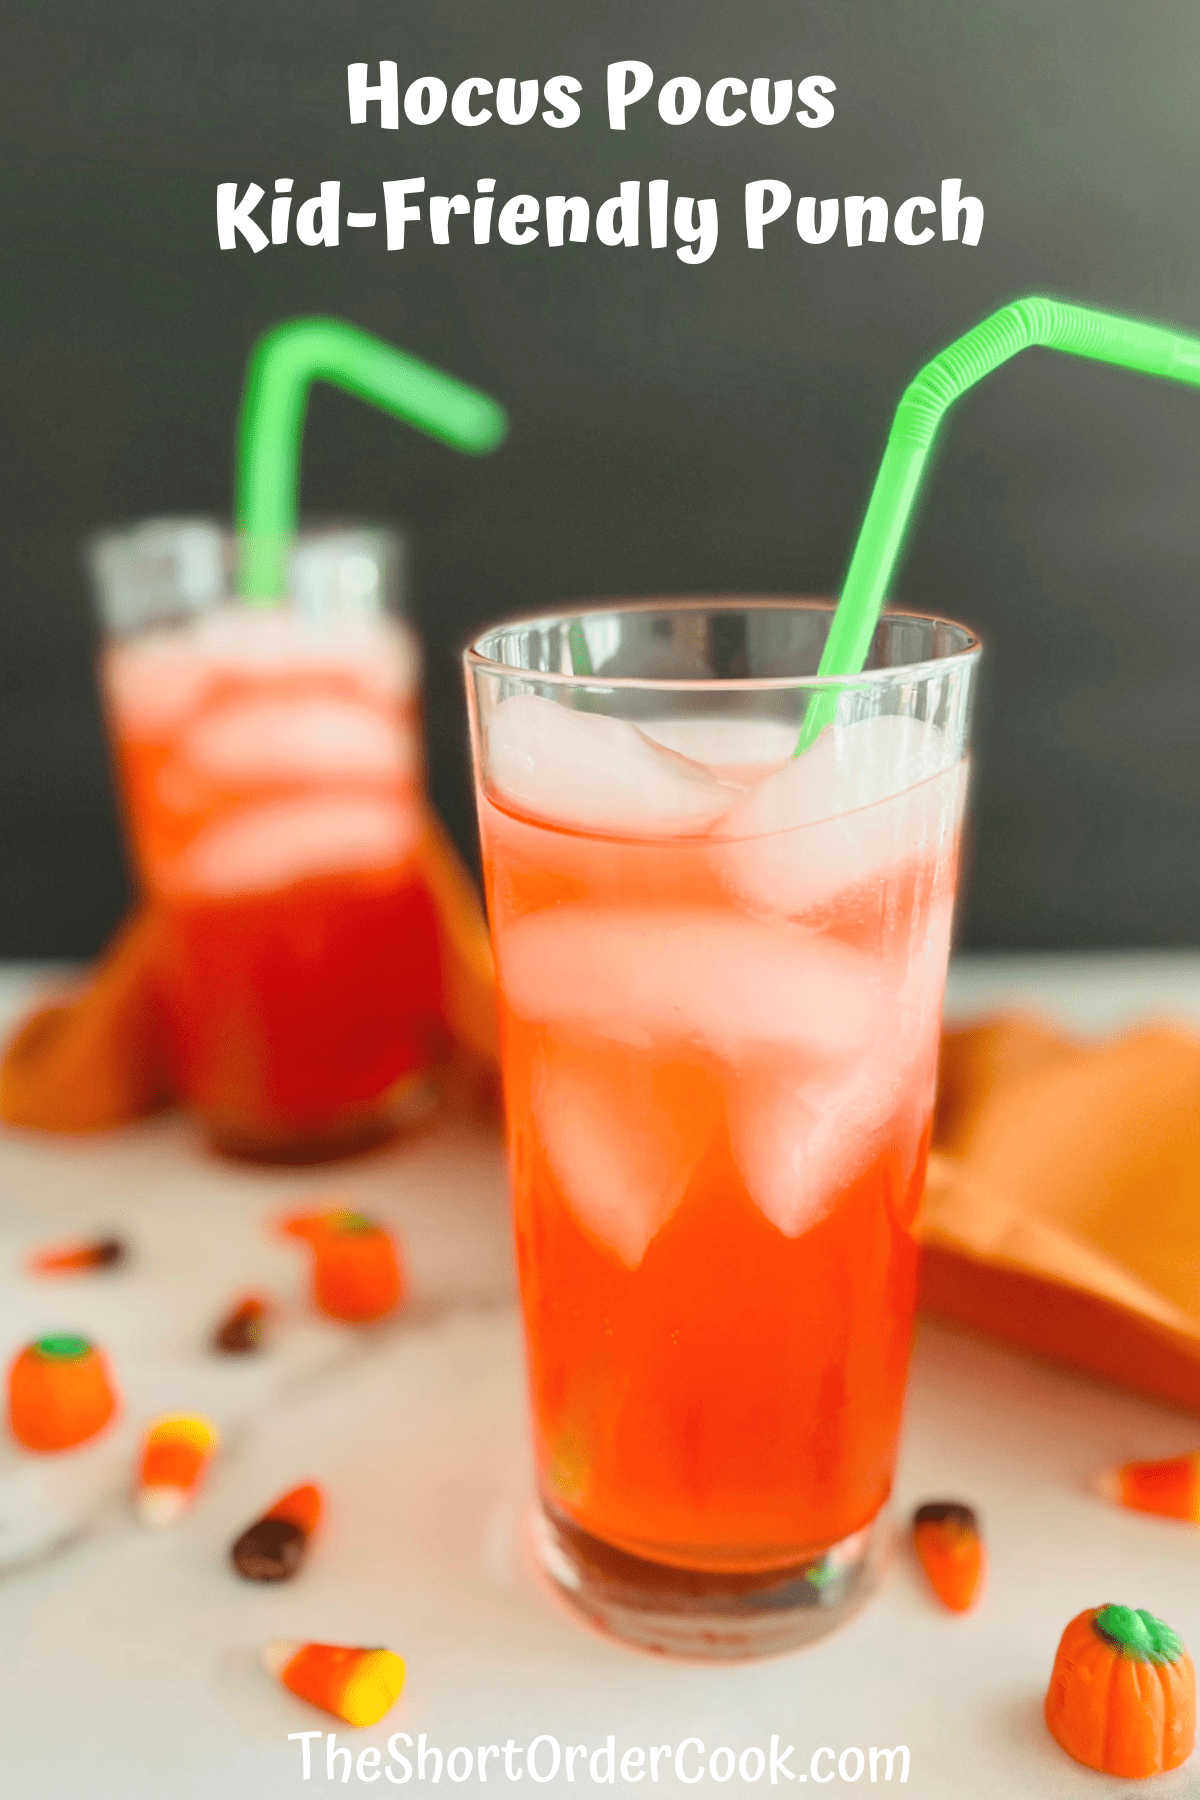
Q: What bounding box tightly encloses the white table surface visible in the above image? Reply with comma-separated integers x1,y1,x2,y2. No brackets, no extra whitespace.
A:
2,954,1200,1799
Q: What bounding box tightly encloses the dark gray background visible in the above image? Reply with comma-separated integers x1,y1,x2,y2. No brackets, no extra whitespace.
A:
3,0,1198,954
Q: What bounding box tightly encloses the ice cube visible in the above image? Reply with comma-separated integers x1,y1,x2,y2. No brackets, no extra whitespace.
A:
728,901,953,1238
101,638,220,739
496,905,880,1062
193,607,419,690
103,611,418,745
729,1010,932,1238
531,1043,713,1268
348,618,420,706
169,794,422,896
190,605,345,667
485,694,737,835
181,696,414,785
728,1054,898,1238
638,716,799,784
714,715,966,916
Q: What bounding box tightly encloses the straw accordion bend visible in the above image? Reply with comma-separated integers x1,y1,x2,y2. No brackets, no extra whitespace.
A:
235,317,508,601
800,295,1200,749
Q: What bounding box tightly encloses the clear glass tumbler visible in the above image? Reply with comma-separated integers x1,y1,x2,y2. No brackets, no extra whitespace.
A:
92,518,445,1162
466,599,980,1658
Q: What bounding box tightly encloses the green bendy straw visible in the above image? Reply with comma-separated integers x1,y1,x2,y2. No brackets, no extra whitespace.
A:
235,317,508,601
797,295,1200,751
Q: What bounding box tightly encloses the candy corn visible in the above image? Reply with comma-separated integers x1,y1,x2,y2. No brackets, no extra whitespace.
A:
263,1641,406,1727
280,1209,343,1243
281,1208,405,1323
1095,1452,1200,1522
913,1501,985,1611
28,1235,126,1276
8,1335,120,1452
213,1295,269,1354
231,1482,323,1581
136,1414,219,1527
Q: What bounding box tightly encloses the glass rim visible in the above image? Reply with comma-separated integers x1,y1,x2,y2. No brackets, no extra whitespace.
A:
86,514,403,553
465,596,982,694
87,516,408,636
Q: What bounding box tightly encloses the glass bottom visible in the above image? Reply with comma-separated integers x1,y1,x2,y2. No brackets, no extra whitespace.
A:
530,1498,891,1661
198,1070,439,1165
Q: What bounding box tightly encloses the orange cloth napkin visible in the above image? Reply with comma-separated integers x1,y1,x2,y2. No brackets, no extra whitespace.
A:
0,814,497,1134
922,1013,1200,1412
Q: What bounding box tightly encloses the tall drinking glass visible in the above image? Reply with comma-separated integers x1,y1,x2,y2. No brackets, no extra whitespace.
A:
92,518,444,1162
466,599,979,1657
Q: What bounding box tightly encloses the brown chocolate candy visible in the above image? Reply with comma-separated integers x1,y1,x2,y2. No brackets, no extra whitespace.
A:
230,1516,306,1581
913,1500,979,1533
213,1298,267,1355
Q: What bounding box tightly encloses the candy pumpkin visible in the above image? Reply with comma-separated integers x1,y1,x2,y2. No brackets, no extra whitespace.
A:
8,1334,119,1451
311,1214,404,1322
280,1209,405,1323
1045,1604,1195,1778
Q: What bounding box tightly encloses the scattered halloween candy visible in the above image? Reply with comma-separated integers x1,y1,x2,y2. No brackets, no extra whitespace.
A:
912,1501,985,1612
213,1295,269,1355
8,1335,120,1451
279,1208,339,1243
281,1207,406,1323
313,1214,404,1323
263,1640,406,1727
28,1235,126,1275
1096,1451,1200,1523
1045,1604,1195,1778
136,1414,219,1527
231,1482,323,1581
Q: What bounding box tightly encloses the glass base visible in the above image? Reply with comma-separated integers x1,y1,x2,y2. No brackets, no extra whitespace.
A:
530,1499,892,1661
199,1070,439,1165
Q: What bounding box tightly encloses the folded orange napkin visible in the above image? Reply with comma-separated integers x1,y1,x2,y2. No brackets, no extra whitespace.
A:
922,1013,1200,1412
0,814,497,1134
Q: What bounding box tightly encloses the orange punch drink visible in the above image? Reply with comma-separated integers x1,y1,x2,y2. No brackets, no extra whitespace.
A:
91,522,444,1161
467,600,979,1657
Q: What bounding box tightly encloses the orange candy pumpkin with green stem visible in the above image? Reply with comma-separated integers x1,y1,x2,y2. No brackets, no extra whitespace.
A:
1045,1605,1195,1778
312,1214,404,1321
8,1335,120,1451
281,1209,404,1323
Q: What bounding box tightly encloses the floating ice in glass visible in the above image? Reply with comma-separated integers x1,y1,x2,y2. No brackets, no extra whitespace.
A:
171,795,419,897
485,694,737,836
496,903,880,1060
714,715,965,916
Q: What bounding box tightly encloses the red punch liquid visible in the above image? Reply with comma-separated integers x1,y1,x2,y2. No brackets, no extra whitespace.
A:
479,710,962,1571
102,608,444,1158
